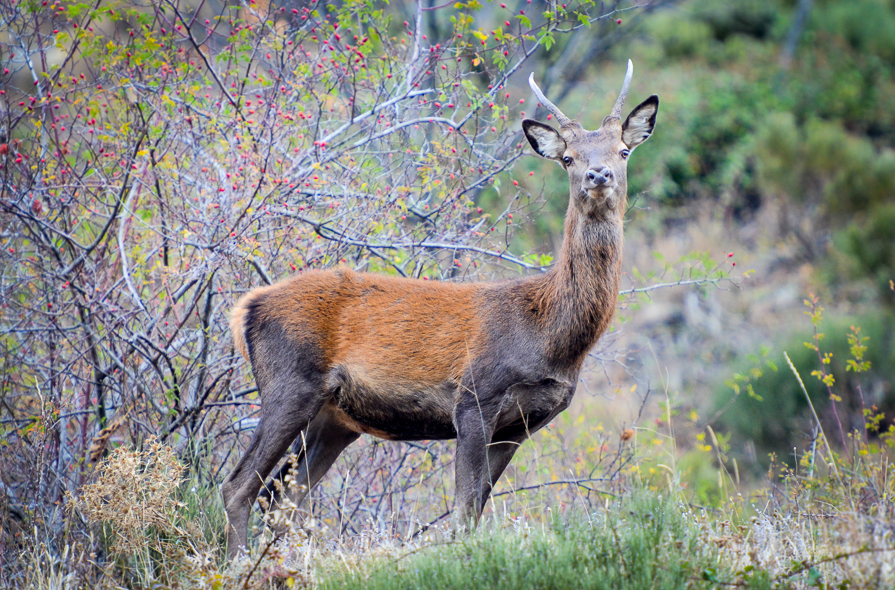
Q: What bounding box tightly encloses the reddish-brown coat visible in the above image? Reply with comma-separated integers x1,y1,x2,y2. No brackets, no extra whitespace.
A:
233,268,484,383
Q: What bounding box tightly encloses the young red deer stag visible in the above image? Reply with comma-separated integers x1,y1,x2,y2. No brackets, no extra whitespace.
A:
223,60,658,556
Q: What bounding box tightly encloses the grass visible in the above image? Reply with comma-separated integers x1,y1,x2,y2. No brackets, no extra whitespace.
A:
316,491,725,590
15,414,895,589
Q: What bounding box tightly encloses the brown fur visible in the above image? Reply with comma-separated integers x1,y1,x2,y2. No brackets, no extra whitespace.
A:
222,68,659,557
229,296,253,361
232,268,483,382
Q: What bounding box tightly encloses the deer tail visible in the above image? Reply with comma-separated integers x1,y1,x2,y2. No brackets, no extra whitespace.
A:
229,291,258,362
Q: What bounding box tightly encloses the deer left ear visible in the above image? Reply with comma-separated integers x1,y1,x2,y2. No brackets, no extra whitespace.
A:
622,95,659,150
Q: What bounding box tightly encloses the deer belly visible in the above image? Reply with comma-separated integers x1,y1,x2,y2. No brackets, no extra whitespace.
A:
327,365,457,440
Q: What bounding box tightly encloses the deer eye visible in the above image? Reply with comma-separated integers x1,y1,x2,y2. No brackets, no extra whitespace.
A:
620,149,630,160
562,156,573,166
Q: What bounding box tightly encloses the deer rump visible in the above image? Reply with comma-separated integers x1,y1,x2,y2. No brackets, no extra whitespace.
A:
231,267,577,444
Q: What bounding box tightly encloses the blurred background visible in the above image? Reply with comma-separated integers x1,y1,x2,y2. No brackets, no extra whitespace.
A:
513,0,895,490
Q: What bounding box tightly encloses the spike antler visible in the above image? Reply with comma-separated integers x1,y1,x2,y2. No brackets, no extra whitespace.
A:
528,73,571,127
609,59,634,119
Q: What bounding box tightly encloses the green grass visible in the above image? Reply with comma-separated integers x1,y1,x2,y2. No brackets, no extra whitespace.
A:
317,491,739,590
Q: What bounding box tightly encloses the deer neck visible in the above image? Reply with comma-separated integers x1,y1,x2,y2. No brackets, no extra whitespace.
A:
532,204,624,367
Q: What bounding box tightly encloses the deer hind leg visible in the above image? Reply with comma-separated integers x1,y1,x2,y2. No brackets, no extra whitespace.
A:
258,403,360,522
222,379,326,557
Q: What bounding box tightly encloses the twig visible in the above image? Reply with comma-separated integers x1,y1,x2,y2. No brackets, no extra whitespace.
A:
783,352,846,493
491,477,616,499
240,532,284,590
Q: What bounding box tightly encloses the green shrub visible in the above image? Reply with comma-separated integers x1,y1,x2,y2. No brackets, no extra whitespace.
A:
648,13,714,59
813,0,895,63
634,72,779,206
693,0,780,41
790,31,895,141
839,204,895,304
755,114,895,215
714,313,895,464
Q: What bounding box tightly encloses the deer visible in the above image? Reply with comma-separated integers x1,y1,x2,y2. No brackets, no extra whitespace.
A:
222,60,658,556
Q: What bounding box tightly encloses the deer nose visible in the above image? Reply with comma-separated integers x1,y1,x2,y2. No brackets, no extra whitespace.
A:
584,167,613,188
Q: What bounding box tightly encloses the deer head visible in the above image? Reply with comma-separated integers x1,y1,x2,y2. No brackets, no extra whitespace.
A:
522,61,658,220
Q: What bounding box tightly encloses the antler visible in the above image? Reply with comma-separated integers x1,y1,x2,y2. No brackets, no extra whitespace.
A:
609,59,634,119
528,73,571,127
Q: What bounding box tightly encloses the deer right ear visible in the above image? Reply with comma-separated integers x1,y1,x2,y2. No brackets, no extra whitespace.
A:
522,120,566,160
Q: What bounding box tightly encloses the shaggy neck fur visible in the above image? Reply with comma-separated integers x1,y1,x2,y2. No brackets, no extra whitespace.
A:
525,201,624,368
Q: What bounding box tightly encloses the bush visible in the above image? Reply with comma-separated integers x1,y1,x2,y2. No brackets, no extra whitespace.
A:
754,112,895,262
813,0,895,63
0,0,679,584
648,13,714,59
715,309,895,465
693,0,779,42
839,204,895,305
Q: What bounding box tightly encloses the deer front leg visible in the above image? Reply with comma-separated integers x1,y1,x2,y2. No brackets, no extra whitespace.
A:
479,433,526,509
472,379,574,512
453,391,505,526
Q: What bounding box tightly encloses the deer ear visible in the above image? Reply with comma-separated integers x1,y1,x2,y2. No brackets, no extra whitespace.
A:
622,95,658,150
522,120,566,160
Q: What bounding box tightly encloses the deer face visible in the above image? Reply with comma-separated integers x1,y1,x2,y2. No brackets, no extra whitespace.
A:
522,63,658,219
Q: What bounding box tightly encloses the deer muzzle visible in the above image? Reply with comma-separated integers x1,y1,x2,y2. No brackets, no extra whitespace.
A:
583,167,614,190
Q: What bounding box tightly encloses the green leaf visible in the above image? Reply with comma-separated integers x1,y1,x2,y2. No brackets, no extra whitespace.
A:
807,567,823,587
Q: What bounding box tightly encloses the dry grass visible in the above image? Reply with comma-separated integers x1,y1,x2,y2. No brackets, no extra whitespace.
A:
29,412,890,589
75,436,185,556
732,509,895,587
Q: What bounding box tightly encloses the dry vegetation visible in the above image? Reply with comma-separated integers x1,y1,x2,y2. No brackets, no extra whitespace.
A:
24,371,895,589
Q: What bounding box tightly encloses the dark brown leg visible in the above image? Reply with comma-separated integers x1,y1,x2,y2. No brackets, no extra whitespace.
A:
259,404,360,516
453,391,505,525
480,433,526,510
222,380,325,557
